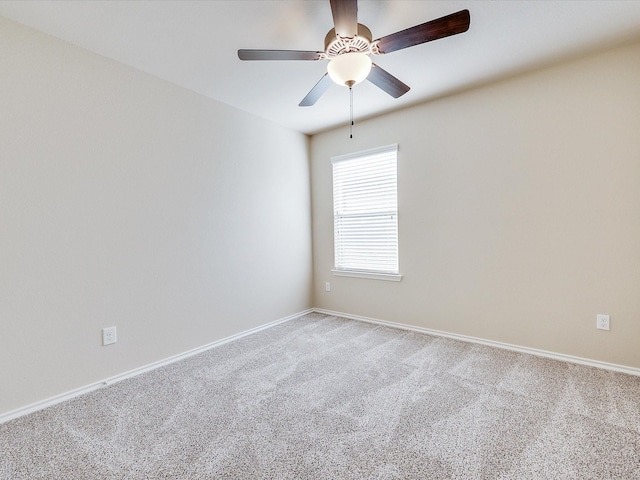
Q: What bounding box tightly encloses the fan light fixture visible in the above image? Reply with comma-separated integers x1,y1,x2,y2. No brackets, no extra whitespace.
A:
327,52,372,87
238,1,471,138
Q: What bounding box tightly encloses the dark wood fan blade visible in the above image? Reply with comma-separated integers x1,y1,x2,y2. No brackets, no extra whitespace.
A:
330,0,358,38
374,9,470,55
238,50,324,61
299,74,333,106
367,63,410,98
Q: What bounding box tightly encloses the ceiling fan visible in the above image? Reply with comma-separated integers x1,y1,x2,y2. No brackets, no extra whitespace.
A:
238,0,470,107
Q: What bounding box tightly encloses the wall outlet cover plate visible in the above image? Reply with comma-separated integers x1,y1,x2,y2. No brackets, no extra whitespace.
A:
596,314,610,331
102,326,117,345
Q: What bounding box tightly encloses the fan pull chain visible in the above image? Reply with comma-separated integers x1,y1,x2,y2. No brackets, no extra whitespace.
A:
349,86,354,139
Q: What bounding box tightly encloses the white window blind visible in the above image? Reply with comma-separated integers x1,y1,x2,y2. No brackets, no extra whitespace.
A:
332,144,399,277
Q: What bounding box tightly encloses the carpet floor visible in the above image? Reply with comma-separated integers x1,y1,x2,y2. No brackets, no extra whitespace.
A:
1,312,640,479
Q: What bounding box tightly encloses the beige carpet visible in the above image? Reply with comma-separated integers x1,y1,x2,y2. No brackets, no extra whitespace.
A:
1,312,640,479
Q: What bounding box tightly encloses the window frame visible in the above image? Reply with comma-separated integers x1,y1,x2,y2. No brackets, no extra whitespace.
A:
331,144,402,282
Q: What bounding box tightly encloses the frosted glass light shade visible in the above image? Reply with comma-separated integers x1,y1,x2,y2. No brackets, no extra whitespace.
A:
327,53,372,86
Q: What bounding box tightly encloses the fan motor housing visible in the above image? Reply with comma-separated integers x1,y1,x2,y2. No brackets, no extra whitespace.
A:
324,24,372,57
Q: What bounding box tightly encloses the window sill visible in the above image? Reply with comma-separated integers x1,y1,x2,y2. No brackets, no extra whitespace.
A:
331,269,403,282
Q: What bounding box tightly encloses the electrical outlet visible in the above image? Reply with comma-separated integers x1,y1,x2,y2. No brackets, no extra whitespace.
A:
102,326,117,346
325,282,331,292
596,314,610,331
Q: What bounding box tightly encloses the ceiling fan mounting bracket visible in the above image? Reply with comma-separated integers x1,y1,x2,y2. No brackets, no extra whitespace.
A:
324,23,372,58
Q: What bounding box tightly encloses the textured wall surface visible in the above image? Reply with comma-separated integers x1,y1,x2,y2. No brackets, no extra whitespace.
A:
311,40,640,369
0,17,312,415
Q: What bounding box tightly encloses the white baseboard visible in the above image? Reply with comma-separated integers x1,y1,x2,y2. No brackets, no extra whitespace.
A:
0,309,312,425
4,306,637,425
313,308,640,377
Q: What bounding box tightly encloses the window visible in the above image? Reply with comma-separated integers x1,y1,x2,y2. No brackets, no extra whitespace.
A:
332,144,401,281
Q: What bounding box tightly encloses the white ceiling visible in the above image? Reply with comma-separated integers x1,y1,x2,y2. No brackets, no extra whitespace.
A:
2,0,640,135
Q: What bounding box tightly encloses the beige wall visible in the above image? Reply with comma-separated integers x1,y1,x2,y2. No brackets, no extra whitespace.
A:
3,15,639,418
0,18,312,415
311,41,640,369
